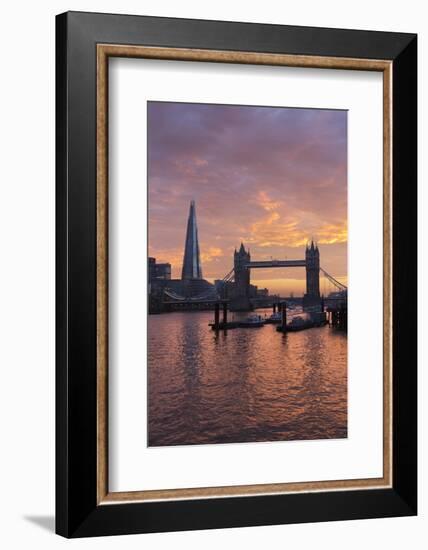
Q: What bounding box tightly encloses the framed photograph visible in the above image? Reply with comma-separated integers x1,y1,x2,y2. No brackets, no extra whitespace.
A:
56,11,417,537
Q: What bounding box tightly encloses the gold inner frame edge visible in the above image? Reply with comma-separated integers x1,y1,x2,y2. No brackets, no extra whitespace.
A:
96,44,393,505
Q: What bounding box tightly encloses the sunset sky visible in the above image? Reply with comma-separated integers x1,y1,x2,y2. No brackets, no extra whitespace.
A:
148,102,347,295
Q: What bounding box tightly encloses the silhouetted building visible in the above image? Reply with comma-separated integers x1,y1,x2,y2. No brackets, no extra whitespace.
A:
234,243,250,293
231,243,252,310
303,240,320,308
149,201,218,310
148,257,171,282
181,200,203,280
305,240,320,297
256,288,269,297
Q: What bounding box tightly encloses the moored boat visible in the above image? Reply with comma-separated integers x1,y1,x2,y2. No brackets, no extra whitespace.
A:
276,315,315,332
238,314,265,328
287,316,313,331
264,312,282,324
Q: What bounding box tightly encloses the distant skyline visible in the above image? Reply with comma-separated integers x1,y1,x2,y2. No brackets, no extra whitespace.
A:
148,101,347,295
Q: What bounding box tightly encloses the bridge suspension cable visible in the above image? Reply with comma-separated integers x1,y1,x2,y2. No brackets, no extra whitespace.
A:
221,267,235,283
320,268,347,291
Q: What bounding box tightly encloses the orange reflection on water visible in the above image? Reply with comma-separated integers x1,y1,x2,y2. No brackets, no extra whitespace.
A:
148,309,347,446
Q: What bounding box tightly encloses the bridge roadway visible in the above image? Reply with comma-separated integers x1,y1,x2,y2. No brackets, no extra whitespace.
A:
245,259,306,269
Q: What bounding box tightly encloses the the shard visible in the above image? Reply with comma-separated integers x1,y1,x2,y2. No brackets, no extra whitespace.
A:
181,200,203,280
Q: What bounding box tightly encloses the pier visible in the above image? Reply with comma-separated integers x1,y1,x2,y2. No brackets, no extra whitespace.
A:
276,301,328,333
209,301,265,330
327,302,348,331
208,300,336,333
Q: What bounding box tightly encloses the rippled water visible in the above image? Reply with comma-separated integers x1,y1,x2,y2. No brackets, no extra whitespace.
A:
148,308,347,446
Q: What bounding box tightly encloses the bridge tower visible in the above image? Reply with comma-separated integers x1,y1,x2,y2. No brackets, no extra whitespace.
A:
231,243,252,310
303,240,320,308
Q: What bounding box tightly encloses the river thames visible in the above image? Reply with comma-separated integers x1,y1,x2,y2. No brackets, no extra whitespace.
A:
148,308,347,447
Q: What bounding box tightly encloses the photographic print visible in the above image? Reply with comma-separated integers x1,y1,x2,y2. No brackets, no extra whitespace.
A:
148,101,348,447
57,14,417,536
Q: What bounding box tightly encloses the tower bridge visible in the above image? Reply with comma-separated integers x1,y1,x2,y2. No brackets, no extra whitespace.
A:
228,241,325,310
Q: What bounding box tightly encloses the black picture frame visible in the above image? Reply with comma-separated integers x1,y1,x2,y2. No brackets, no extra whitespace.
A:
56,11,417,538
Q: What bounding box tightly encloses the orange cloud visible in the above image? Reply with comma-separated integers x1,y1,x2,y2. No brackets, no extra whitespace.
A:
257,190,282,212
148,245,183,278
149,245,226,279
243,191,347,249
200,246,224,263
316,222,348,244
